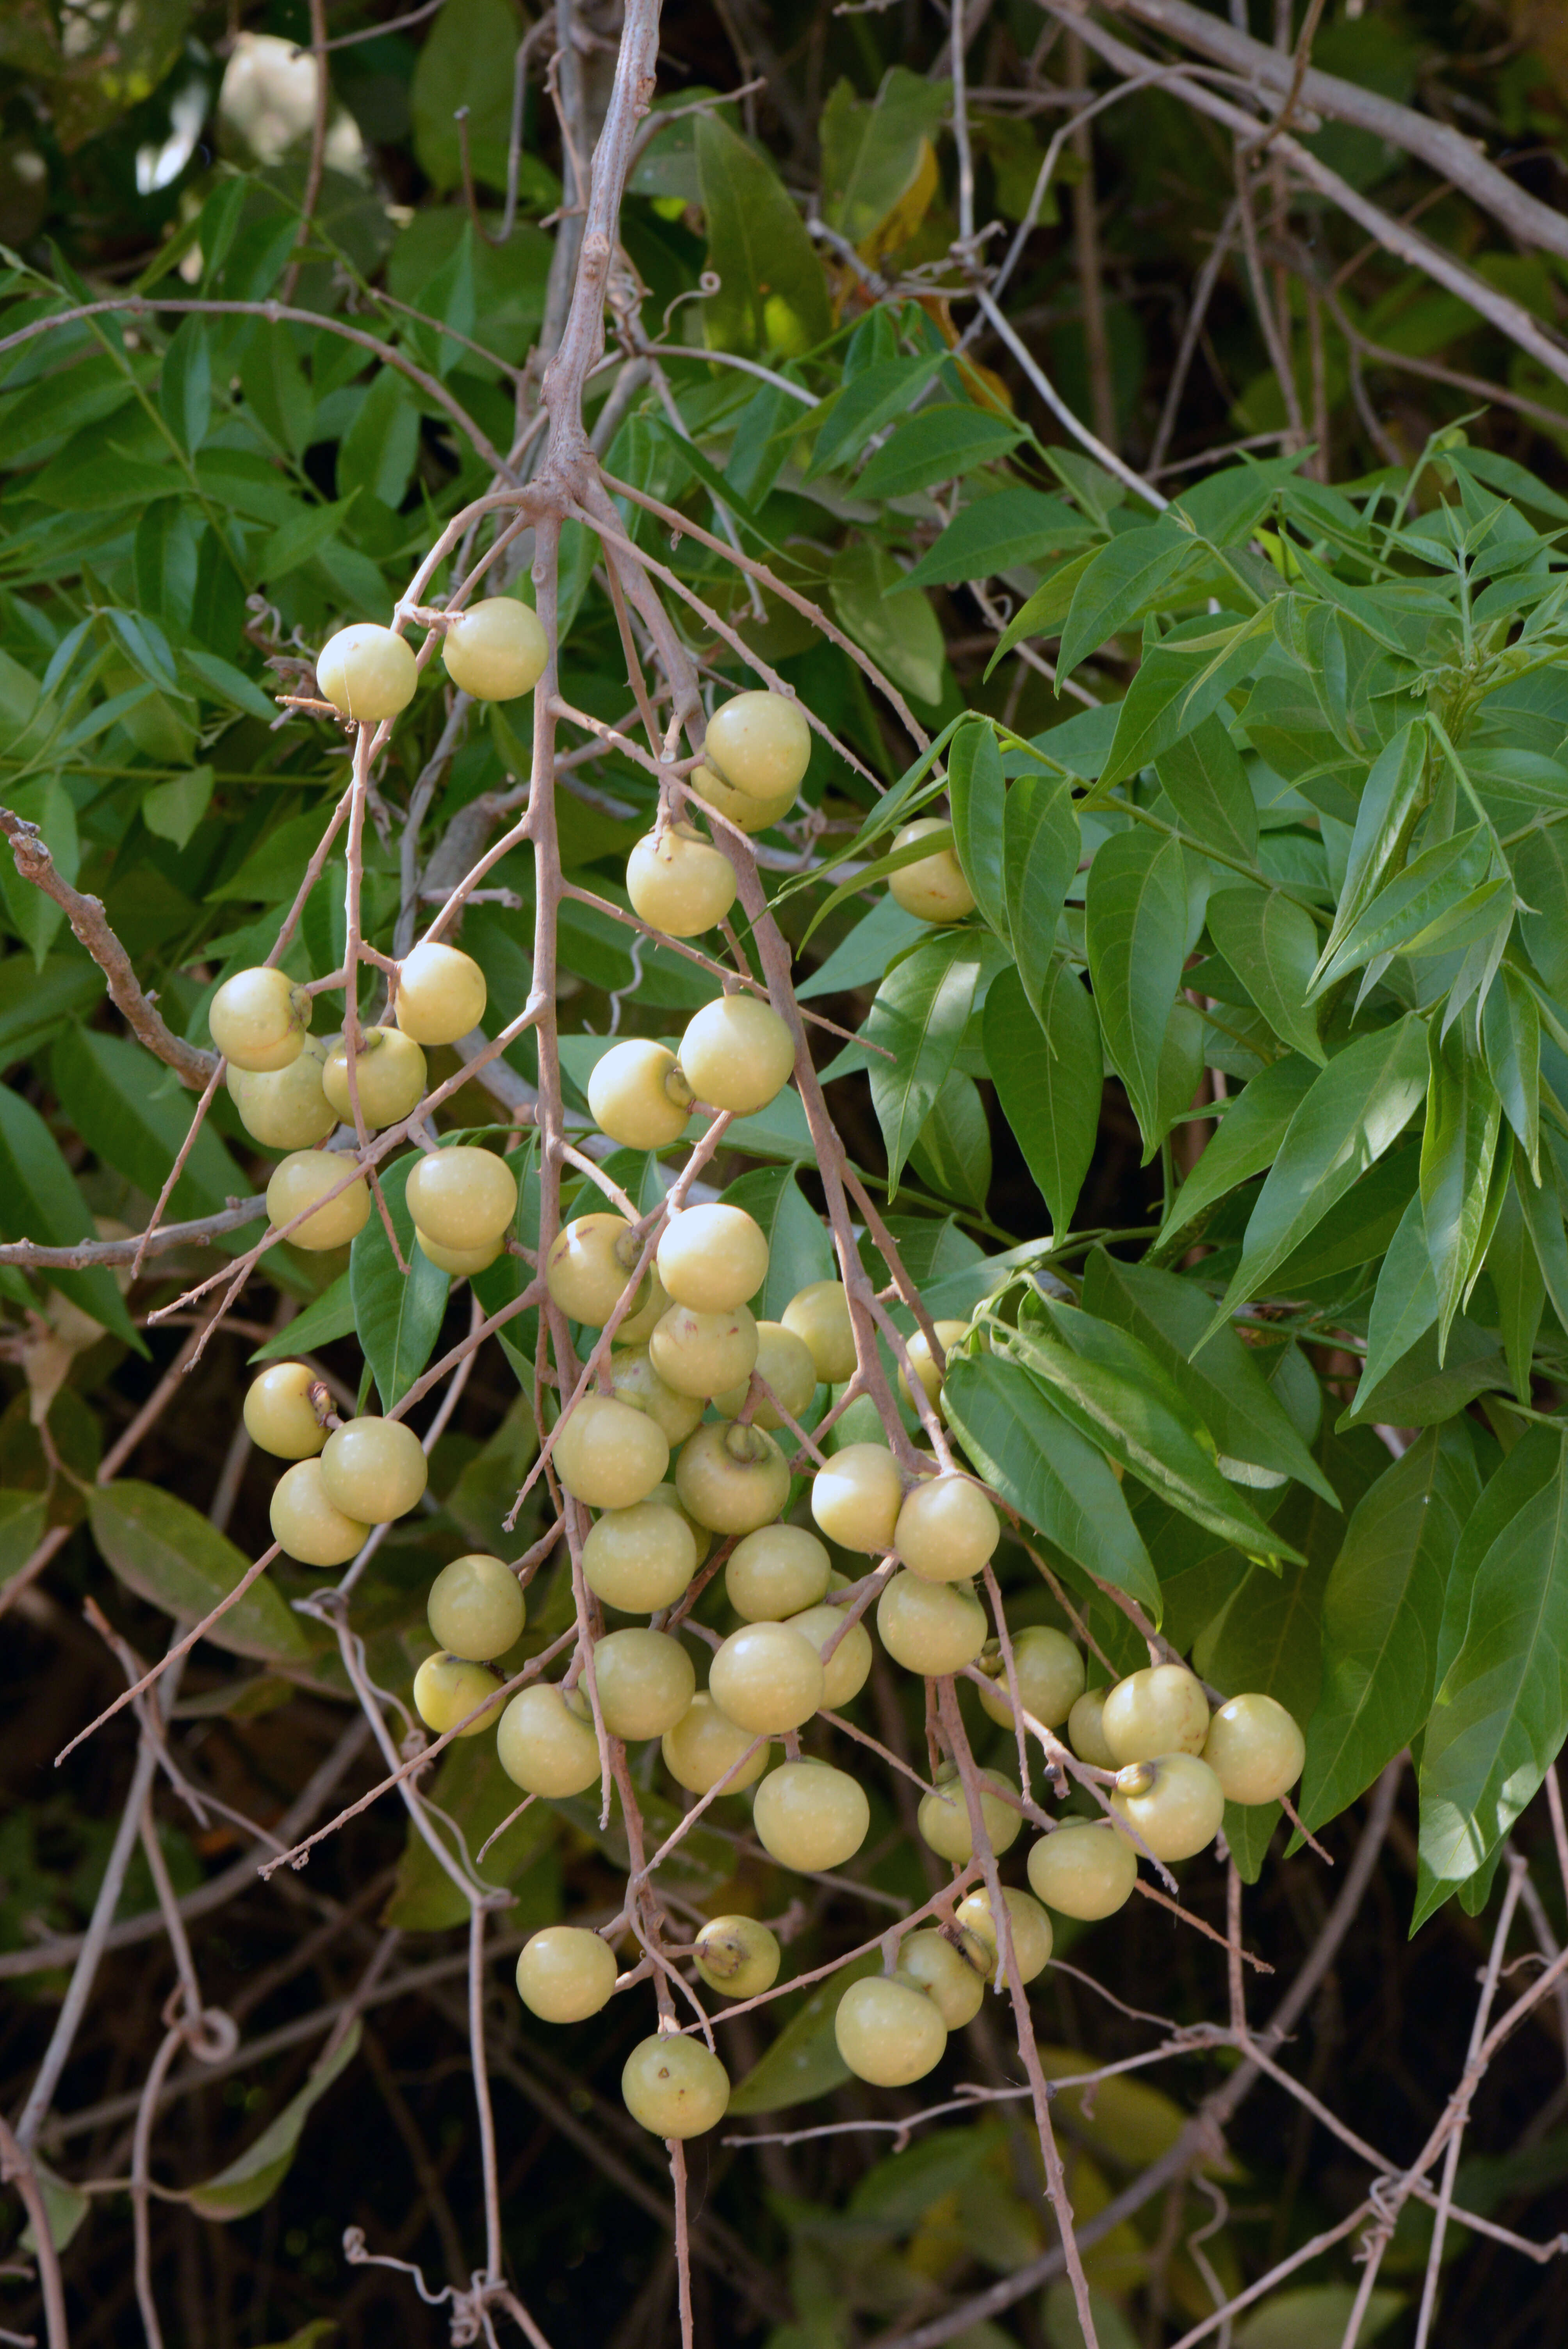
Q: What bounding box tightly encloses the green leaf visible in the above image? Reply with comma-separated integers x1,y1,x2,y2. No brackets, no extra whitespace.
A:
1155,1055,1317,1254
350,1154,451,1410
1311,826,1491,998
338,368,421,512
696,111,831,362
250,1272,356,1363
984,963,1100,1237
908,1071,992,1213
892,488,1089,592
1341,1315,1507,1432
721,1164,836,1320
141,762,214,850
1205,889,1326,1067
1486,1180,1544,1404
182,2025,361,2219
726,1953,881,2115
261,494,359,584
410,0,526,190
985,547,1098,673
942,1350,1160,1613
1169,454,1304,547
807,355,946,481
820,64,949,247
1057,523,1192,683
1416,1426,1568,1925
1215,1018,1430,1327
1231,2286,1404,2348
0,777,78,968
88,1482,315,1663
53,1028,249,1230
947,721,1009,941
1082,1251,1337,1503
1300,1428,1473,1833
238,324,314,461
1482,963,1539,1176
1083,829,1187,1157
1095,611,1273,795
999,772,1077,1023
866,934,995,1192
1010,1308,1298,1561
796,895,927,1001
857,405,1025,499
19,2157,89,2259
159,315,211,457
1516,1144,1568,1335
829,539,944,705
1420,1022,1501,1355
1154,715,1258,868
0,1489,48,1588
1360,1193,1436,1394
1313,720,1428,978
0,1081,142,1346
0,952,103,1068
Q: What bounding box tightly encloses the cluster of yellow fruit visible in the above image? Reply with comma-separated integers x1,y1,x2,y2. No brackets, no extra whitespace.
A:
624,690,813,938
314,598,549,723
244,1360,431,1566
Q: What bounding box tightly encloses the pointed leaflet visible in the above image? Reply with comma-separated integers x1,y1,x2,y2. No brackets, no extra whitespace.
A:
946,721,1009,942
807,355,946,481
53,1028,249,1228
350,1153,450,1410
0,1081,143,1348
984,964,1100,1237
865,933,998,1192
1204,888,1326,1066
696,112,830,363
182,2025,361,2219
1482,962,1540,1177
909,1071,992,1214
1416,1427,1568,1925
1081,1250,1336,1503
1299,1427,1473,1832
1084,829,1188,1157
1310,826,1492,998
857,406,1023,500
1213,1017,1430,1330
1007,1309,1301,1561
250,1271,355,1363
1516,1144,1568,1335
984,548,1098,675
1486,1180,1545,1405
899,489,1090,590
1055,522,1194,684
1153,714,1258,868
88,1483,315,1663
1360,1193,1436,1394
1153,1054,1318,1255
1420,1020,1501,1358
1096,609,1274,795
941,1350,1161,1612
1003,767,1079,1021
1311,720,1428,980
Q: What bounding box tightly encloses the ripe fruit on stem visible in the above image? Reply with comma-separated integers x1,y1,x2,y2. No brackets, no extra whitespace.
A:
554,1393,668,1510
441,597,547,701
708,1621,825,1734
895,1473,1000,1583
725,1524,830,1622
270,1458,370,1565
694,1915,780,1998
834,1976,946,2087
393,940,487,1046
649,1302,757,1399
917,1763,1022,1863
888,820,976,923
227,1037,335,1148
244,1362,328,1460
497,1683,600,1795
1111,1752,1225,1861
713,1319,817,1428
786,1602,873,1707
782,1280,856,1384
954,1886,1053,1983
811,1441,903,1554
877,1572,988,1676
1202,1692,1305,1805
896,1929,988,2028
675,1419,789,1533
582,1499,697,1613
608,1346,704,1444
415,1226,502,1276
210,966,312,1072
655,1203,768,1312
678,995,794,1116
590,1627,695,1739
1027,1820,1139,1919
316,622,417,722
621,2035,729,2139
626,822,736,937
752,1758,870,1871
546,1213,652,1327
413,1653,502,1737
427,1553,524,1660
703,689,812,801
661,1692,768,1795
1101,1664,1211,1765
977,1625,1086,1731
405,1145,517,1253
515,1926,617,2022
320,1415,428,1523
266,1150,371,1250
322,1028,427,1127
1067,1686,1117,1768
898,1319,969,1412
588,1039,694,1148
690,763,796,834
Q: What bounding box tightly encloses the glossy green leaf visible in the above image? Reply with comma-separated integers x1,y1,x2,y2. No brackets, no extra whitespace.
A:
88,1481,314,1663
1154,714,1258,868
1155,1055,1317,1255
722,1164,836,1320
159,314,211,457
984,547,1098,672
0,1488,48,1587
411,0,529,191
1205,888,1326,1066
1056,523,1192,683
1517,1144,1568,1335
1311,825,1491,998
829,538,944,705
857,405,1023,499
947,720,1009,941
1420,1021,1501,1355
1003,767,1079,1020
1083,829,1187,1156
942,1350,1160,1612
1360,1193,1436,1394
250,1272,356,1363
183,2025,361,2219
984,962,1100,1237
1342,1316,1507,1432
0,1080,142,1346
1482,962,1539,1176
0,777,78,968
1313,720,1428,978
350,1153,451,1410
141,761,214,850
807,355,946,481
53,1028,248,1229
696,111,830,362
866,934,996,1192
908,1071,992,1213
796,894,928,1001
900,490,1092,592
1486,1179,1545,1404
